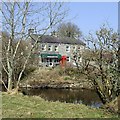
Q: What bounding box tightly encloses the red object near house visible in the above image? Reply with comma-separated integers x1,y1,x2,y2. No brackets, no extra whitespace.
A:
61,55,67,60
60,55,67,68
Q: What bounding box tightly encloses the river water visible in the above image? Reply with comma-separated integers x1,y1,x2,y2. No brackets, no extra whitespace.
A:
21,88,103,108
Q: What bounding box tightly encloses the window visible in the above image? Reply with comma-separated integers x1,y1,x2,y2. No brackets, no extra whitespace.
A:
77,46,81,51
54,45,58,51
41,44,46,51
73,46,76,49
79,57,82,62
73,46,76,51
54,59,59,63
78,57,82,62
48,45,52,51
67,56,70,62
66,46,70,52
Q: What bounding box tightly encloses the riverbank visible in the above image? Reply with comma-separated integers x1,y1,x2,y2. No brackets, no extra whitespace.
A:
2,92,118,118
20,67,93,89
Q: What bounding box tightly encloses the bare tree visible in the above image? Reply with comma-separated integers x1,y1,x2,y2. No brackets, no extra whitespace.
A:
71,24,119,104
1,1,67,93
82,25,119,104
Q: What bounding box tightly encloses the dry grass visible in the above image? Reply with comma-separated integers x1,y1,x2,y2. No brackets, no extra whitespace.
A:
20,67,92,89
22,67,73,83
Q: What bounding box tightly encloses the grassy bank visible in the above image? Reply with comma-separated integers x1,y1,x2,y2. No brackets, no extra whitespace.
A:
21,68,93,89
2,92,118,118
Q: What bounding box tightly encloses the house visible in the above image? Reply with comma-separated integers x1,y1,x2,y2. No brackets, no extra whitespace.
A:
29,29,86,67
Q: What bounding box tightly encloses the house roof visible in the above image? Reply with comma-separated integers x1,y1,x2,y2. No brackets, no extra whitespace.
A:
30,34,86,46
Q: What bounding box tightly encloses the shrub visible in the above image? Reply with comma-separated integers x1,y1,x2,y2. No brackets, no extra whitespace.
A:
64,76,71,80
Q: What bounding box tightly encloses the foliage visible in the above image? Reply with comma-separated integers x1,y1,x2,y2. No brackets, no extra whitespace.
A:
56,22,82,39
64,76,71,80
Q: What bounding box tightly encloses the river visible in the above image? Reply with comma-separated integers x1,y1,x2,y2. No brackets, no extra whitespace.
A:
21,88,103,108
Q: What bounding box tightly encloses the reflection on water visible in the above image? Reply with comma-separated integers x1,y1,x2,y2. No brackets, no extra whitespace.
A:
22,88,103,108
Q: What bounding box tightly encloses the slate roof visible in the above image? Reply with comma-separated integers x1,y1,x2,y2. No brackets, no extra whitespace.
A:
30,34,86,46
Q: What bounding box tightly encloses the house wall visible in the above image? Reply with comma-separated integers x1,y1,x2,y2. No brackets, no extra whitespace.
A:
39,42,85,66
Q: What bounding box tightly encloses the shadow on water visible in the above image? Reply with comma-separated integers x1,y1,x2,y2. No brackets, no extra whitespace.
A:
22,88,103,108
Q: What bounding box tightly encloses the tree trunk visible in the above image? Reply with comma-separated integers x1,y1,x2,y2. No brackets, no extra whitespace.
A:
8,80,12,91
8,73,12,92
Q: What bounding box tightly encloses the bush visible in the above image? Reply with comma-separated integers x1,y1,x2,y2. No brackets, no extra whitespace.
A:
22,66,37,79
64,76,71,80
64,68,78,76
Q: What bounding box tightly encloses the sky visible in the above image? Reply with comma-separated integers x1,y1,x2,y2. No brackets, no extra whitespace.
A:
1,1,118,37
64,2,118,36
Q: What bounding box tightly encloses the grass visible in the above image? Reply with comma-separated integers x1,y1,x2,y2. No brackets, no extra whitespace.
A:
2,92,118,118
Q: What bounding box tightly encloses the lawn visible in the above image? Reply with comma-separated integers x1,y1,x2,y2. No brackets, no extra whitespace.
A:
2,92,118,118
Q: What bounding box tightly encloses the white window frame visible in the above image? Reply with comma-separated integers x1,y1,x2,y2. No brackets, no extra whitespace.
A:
73,46,76,51
67,56,70,62
41,44,46,51
79,57,82,62
66,45,70,52
48,45,52,51
54,45,58,52
77,46,81,51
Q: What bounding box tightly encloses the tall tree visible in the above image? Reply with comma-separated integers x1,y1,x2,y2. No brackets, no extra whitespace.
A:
0,1,67,93
56,22,82,39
